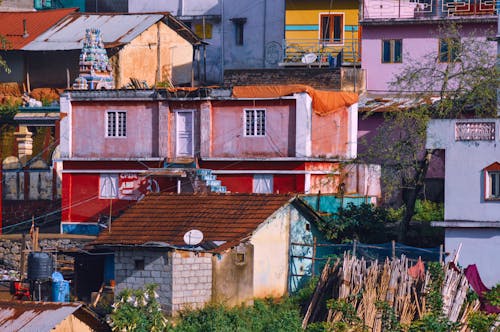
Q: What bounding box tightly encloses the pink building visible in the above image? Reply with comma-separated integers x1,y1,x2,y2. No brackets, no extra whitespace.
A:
360,0,497,93
59,88,379,234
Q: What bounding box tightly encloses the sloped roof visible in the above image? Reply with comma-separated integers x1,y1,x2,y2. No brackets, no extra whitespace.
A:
23,12,202,51
0,8,77,50
0,301,108,331
93,193,298,252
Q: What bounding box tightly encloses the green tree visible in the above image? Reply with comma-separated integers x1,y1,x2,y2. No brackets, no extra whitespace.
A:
360,23,498,241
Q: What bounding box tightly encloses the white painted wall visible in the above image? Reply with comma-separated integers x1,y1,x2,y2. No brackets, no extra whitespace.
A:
250,204,291,299
427,119,500,221
445,228,500,287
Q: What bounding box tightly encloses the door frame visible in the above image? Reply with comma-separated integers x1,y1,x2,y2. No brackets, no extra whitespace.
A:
175,110,195,158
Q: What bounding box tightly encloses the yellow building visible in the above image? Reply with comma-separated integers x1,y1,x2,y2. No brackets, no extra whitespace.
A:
284,0,359,64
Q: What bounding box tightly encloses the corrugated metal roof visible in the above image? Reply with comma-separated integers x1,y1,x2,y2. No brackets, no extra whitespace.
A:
0,8,77,49
0,301,82,332
92,193,295,252
23,13,164,51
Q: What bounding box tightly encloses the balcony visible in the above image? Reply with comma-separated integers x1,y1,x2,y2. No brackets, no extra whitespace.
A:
280,38,359,67
362,0,498,21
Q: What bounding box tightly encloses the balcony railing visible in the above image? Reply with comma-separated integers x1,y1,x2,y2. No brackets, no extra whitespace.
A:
455,122,496,141
362,0,499,20
280,38,359,67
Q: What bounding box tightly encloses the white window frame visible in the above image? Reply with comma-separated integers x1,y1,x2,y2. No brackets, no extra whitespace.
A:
244,109,266,137
253,174,273,193
99,174,119,199
106,110,127,138
486,170,500,200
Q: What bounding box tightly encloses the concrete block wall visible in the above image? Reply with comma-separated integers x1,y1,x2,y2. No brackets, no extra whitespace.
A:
171,251,212,313
114,249,173,313
224,68,341,90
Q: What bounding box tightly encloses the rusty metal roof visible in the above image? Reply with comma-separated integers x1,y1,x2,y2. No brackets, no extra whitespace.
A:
23,12,202,51
92,193,296,252
0,301,82,331
0,8,77,50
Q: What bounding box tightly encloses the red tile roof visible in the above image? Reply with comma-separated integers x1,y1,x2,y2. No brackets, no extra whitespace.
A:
0,8,77,50
93,193,295,252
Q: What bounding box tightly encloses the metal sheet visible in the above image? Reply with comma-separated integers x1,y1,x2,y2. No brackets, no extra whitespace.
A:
0,301,82,332
23,13,163,51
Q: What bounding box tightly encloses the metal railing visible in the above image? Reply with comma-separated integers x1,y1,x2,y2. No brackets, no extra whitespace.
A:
362,0,499,20
281,38,359,66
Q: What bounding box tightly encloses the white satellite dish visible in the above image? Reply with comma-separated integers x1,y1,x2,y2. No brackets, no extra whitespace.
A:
183,229,204,246
301,53,317,64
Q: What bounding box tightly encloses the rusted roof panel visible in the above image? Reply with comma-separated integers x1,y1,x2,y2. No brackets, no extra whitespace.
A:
0,301,82,331
23,13,164,51
93,193,294,252
0,8,77,50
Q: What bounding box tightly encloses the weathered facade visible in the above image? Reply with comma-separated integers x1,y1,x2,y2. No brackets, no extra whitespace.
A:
91,193,323,314
58,87,371,234
427,119,500,287
0,11,201,89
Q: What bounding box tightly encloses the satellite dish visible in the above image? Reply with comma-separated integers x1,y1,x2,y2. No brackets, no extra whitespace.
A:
301,53,317,64
183,229,204,246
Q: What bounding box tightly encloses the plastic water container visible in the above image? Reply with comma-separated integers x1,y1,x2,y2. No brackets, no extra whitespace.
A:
52,272,70,302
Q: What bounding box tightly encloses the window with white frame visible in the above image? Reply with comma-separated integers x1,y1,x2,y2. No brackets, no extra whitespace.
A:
253,174,273,193
244,109,266,136
99,174,118,198
106,111,127,137
486,171,500,200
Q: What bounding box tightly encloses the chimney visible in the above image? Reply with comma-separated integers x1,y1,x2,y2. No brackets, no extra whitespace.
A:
23,19,29,38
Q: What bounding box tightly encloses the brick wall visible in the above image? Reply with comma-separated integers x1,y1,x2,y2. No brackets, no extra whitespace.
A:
224,68,341,90
114,249,173,312
171,251,212,313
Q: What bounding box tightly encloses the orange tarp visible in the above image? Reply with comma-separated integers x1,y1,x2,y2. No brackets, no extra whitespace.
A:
232,85,358,116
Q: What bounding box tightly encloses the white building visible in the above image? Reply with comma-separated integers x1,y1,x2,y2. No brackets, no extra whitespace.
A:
426,119,500,287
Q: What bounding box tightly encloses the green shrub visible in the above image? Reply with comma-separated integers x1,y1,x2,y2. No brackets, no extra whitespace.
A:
484,284,500,307
412,200,444,222
467,311,498,332
173,298,303,332
107,284,169,332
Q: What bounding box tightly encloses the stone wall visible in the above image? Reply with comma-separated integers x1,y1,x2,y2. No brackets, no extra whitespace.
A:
171,251,212,313
114,248,173,313
224,68,341,90
0,235,95,271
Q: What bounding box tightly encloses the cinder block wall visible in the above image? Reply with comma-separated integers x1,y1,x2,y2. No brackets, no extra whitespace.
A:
114,249,173,312
171,251,212,313
224,68,341,90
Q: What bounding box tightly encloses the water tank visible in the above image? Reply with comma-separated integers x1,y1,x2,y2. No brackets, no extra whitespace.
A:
52,272,70,302
27,252,54,281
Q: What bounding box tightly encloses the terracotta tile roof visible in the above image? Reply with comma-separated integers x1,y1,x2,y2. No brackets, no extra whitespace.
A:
93,193,295,252
0,8,77,50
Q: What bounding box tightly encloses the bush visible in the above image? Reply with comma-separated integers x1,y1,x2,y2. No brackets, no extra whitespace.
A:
173,298,303,332
107,284,169,332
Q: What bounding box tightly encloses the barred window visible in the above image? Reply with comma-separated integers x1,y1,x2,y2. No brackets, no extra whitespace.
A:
106,111,127,137
244,109,266,136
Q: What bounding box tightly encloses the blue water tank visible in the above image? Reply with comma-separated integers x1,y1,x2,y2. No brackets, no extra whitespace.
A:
52,272,70,302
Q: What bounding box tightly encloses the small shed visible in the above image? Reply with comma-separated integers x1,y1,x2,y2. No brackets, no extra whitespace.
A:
0,301,109,332
90,193,323,314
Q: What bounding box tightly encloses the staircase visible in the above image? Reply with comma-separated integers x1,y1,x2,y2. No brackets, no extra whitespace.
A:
195,169,227,193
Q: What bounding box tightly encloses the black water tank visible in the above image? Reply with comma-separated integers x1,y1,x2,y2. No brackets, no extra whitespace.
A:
27,252,54,280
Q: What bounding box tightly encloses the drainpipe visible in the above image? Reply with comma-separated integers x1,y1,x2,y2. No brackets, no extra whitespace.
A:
221,0,225,83
262,0,267,67
497,13,500,116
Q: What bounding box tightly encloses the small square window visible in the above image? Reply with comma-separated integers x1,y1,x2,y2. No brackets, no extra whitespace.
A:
106,111,126,137
253,174,273,193
236,253,245,264
381,39,402,63
194,23,213,39
439,38,460,63
134,259,145,270
99,174,118,199
244,109,266,136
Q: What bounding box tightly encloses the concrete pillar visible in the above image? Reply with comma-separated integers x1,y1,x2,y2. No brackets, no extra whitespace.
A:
14,126,33,165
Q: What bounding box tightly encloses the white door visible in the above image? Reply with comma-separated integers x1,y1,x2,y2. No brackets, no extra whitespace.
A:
176,111,194,157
